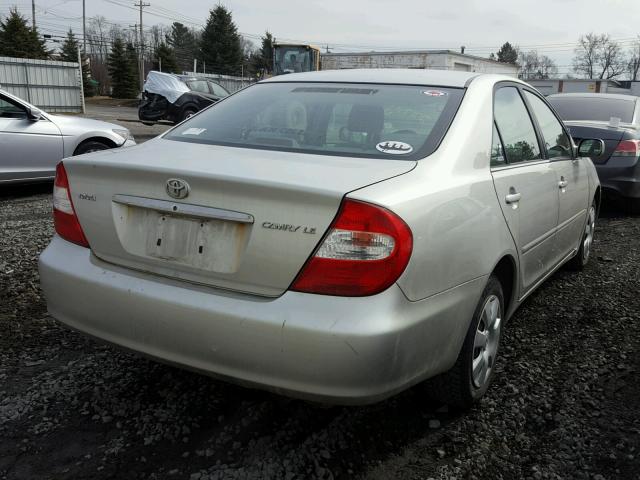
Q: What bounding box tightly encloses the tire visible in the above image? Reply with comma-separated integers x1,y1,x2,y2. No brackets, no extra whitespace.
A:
565,200,596,271
73,140,111,156
426,275,504,409
181,107,198,122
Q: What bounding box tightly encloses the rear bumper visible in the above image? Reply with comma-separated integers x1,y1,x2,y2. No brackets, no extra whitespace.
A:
39,235,486,404
595,158,640,199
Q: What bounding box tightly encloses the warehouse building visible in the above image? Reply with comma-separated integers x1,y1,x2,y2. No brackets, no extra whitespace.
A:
320,50,518,76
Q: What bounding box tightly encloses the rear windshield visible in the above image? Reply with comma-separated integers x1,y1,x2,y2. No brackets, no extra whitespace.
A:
548,96,636,123
165,82,464,160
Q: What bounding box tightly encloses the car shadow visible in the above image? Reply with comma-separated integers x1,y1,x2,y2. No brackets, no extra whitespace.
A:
0,182,52,199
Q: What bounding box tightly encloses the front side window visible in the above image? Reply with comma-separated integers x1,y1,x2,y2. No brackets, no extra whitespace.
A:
0,96,26,119
494,87,541,164
165,82,464,161
524,91,572,159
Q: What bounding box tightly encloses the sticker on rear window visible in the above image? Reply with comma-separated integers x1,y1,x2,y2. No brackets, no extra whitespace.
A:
423,90,448,97
376,141,414,155
182,128,207,136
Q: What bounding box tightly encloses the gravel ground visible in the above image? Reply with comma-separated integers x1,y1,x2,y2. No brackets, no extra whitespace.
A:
0,185,638,480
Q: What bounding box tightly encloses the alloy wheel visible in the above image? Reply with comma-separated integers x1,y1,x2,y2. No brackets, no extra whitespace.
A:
472,294,501,389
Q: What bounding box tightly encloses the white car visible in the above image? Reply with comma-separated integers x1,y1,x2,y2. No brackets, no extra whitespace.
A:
0,89,135,184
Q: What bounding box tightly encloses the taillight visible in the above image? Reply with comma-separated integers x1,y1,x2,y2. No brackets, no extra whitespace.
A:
53,162,89,247
613,139,640,157
291,199,412,296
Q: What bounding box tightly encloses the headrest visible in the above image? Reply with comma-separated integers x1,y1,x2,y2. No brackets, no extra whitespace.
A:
347,104,384,134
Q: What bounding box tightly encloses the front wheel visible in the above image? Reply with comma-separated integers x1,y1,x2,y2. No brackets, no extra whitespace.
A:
566,201,596,271
73,140,111,155
426,275,504,409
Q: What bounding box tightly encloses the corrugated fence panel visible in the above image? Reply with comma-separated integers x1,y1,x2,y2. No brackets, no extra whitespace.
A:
0,56,82,113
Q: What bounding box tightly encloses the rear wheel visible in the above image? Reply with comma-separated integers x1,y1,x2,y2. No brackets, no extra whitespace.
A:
566,201,596,270
181,107,197,122
426,275,504,409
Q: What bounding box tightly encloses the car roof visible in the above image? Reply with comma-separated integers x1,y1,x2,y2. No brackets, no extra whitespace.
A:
260,68,489,88
548,93,639,102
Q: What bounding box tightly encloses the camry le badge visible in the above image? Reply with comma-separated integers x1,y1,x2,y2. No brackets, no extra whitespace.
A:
166,178,190,199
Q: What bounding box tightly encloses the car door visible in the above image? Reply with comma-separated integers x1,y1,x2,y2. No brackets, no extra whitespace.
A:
522,90,590,262
491,85,560,295
0,93,63,182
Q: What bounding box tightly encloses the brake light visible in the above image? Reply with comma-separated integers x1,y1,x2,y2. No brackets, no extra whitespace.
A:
613,139,640,157
291,199,412,296
53,162,89,247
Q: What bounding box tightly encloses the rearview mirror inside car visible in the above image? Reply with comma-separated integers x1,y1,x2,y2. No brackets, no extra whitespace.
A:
578,138,605,157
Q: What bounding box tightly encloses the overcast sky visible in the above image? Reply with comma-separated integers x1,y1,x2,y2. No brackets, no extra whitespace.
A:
3,0,640,75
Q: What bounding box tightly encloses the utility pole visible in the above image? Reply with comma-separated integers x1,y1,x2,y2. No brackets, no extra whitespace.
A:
31,0,36,30
82,0,86,55
134,1,150,94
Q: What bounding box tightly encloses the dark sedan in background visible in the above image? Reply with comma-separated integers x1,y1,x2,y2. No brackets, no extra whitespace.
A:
548,93,640,212
138,71,230,124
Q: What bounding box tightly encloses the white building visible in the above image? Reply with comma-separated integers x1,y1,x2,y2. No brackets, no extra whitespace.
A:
320,50,518,76
528,78,640,96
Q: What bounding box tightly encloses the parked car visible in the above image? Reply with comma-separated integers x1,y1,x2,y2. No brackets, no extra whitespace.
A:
138,71,230,124
547,93,640,212
0,89,135,185
39,70,602,408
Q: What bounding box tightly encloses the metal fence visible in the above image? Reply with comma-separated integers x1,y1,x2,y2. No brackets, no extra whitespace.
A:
0,56,83,113
181,71,256,93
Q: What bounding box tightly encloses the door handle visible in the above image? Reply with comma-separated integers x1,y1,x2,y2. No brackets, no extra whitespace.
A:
505,192,522,204
558,179,568,189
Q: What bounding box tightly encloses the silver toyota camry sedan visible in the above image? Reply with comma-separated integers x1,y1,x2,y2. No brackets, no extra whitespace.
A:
39,69,602,407
0,88,135,184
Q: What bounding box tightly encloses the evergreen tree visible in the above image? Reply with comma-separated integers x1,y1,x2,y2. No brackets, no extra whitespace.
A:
250,31,273,77
60,29,96,97
0,8,49,59
166,22,197,73
126,41,139,92
60,28,79,62
496,42,519,64
153,42,178,73
199,6,243,76
108,37,137,98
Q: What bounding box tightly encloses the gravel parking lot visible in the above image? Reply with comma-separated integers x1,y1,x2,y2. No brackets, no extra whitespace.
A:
0,182,638,479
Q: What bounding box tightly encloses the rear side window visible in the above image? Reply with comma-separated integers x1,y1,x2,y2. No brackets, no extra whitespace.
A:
494,87,541,164
524,91,573,159
549,96,635,123
165,82,464,160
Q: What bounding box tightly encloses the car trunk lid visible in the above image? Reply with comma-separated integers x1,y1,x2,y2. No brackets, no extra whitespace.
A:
64,138,416,297
566,121,632,164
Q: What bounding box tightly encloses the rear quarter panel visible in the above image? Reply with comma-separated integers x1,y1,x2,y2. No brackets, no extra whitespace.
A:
350,76,518,302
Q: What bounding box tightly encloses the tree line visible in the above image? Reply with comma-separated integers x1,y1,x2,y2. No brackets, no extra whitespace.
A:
492,36,640,81
0,5,273,98
2,4,640,99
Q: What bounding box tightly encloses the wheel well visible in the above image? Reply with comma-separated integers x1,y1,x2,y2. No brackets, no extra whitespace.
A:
492,255,516,317
594,186,602,217
73,137,116,155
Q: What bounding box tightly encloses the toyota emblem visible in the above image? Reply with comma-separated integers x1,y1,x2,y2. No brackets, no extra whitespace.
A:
166,178,190,199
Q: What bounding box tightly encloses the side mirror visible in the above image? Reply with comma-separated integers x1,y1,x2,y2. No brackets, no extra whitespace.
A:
26,107,43,121
577,138,605,157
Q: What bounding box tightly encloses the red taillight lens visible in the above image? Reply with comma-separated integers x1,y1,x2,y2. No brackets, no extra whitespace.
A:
613,139,640,157
291,199,413,296
53,162,89,247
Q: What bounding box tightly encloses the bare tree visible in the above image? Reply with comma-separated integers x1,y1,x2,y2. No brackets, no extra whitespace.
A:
628,37,640,81
518,50,558,80
573,33,627,79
